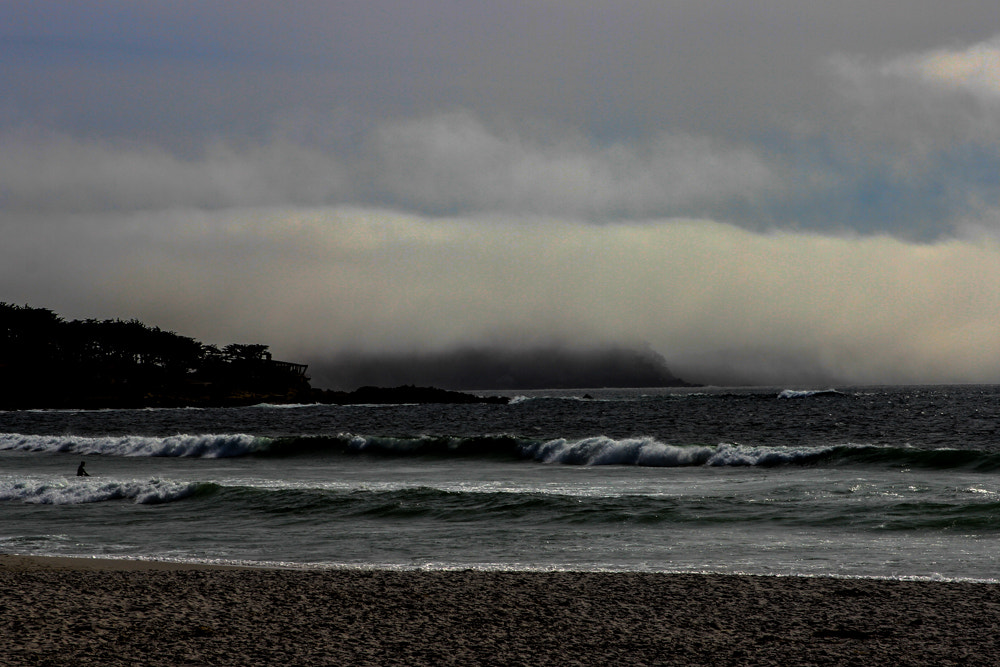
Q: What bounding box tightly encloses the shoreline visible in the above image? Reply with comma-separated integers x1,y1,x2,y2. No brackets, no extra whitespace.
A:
0,553,254,572
5,555,1000,666
4,553,1000,583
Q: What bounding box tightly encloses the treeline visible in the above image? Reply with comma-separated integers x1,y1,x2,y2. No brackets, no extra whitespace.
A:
0,303,310,409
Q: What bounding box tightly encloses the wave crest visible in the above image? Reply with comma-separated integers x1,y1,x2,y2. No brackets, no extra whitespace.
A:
5,431,999,470
0,477,208,505
778,388,844,399
523,437,835,466
0,433,264,457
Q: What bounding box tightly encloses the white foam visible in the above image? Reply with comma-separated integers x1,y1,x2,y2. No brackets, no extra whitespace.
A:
778,388,842,399
523,436,835,467
0,476,201,505
0,432,263,457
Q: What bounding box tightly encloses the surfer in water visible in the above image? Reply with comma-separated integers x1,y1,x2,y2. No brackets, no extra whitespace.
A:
76,461,90,477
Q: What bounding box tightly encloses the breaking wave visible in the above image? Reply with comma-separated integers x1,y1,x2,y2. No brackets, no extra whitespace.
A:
778,388,845,399
521,437,836,466
0,433,264,457
4,432,1000,470
0,477,208,505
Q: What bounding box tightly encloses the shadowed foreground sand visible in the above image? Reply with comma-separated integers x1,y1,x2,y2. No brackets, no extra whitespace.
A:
3,555,1000,666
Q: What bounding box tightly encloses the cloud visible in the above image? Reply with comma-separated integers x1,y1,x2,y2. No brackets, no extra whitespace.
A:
10,20,1000,237
884,37,1000,98
0,118,776,221
0,129,351,213
798,34,1000,237
831,35,1000,152
365,113,777,218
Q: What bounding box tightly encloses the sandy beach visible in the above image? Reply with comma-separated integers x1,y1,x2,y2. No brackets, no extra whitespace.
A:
2,555,998,666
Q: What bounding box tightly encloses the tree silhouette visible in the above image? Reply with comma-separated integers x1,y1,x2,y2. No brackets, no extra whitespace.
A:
0,303,309,408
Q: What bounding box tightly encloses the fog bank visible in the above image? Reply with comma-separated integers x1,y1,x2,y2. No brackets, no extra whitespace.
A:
5,206,999,387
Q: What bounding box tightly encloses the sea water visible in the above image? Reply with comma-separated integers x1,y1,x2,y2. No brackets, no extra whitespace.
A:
2,385,1000,580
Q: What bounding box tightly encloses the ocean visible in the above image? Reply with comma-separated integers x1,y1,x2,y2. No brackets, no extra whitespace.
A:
3,385,1000,580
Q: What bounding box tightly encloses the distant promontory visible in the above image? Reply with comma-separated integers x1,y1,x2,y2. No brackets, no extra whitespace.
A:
308,345,695,391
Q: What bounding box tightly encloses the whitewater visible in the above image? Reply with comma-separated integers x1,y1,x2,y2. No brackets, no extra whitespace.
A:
2,385,1000,579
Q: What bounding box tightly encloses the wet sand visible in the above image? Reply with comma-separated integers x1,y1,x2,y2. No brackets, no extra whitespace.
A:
3,554,999,666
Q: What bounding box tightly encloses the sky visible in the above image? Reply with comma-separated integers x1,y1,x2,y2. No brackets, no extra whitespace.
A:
4,1,1000,386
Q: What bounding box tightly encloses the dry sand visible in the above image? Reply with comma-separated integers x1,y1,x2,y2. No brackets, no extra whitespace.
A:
3,554,1000,666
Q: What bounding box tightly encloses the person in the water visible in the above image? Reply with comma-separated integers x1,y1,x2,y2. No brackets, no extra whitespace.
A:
76,461,90,477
